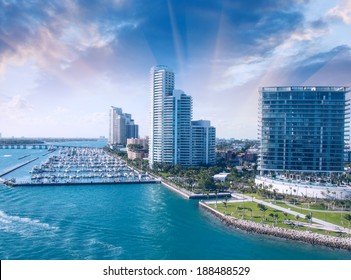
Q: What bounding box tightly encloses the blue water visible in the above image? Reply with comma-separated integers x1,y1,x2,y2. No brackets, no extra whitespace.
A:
1,143,351,260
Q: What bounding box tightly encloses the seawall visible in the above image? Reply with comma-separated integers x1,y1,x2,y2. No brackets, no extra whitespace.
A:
160,180,191,199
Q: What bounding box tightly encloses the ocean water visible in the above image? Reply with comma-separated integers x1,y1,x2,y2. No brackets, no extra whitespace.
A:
1,143,351,260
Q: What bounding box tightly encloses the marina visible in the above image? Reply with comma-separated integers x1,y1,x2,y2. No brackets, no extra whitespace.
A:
1,147,156,186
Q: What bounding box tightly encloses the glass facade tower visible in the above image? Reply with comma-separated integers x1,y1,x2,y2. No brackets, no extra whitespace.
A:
258,86,350,177
191,120,216,165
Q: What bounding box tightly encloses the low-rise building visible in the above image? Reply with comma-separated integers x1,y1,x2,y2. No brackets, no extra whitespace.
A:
213,172,230,182
127,137,149,159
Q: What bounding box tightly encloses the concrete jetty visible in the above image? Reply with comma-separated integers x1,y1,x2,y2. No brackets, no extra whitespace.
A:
158,178,231,200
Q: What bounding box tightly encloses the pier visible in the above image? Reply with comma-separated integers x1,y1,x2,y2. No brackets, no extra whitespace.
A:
0,157,39,177
18,154,31,160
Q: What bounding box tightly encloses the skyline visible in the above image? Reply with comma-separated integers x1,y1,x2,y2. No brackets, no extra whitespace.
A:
1,0,351,139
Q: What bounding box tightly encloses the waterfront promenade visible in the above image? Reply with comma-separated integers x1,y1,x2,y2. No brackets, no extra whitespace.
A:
151,174,351,250
255,175,351,200
213,194,349,233
200,201,351,250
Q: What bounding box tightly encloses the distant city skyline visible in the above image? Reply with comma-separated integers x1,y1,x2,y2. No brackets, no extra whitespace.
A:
109,106,138,146
1,1,351,138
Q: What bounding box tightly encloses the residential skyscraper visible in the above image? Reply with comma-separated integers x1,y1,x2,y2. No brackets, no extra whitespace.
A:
258,86,350,178
149,66,175,167
191,120,216,165
173,90,192,165
109,106,139,146
124,113,139,140
149,65,215,168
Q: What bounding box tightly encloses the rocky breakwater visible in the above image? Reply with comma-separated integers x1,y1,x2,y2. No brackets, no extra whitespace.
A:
200,201,351,251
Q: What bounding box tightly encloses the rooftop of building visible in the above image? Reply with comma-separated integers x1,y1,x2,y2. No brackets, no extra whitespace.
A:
260,86,350,92
152,65,172,71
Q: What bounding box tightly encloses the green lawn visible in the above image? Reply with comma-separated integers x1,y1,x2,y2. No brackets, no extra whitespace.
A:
271,201,351,227
214,201,298,226
209,201,350,237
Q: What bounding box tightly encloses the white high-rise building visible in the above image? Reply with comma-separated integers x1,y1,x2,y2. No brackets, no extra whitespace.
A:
149,66,192,167
109,106,139,146
149,65,215,168
149,66,174,167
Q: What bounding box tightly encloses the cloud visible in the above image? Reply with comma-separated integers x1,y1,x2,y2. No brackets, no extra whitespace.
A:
300,45,351,85
55,106,68,114
78,112,108,125
0,94,34,121
0,0,139,75
209,8,332,91
211,0,307,58
327,0,351,24
257,45,351,86
1,0,350,139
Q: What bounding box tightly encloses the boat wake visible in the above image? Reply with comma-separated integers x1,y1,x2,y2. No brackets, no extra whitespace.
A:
86,238,123,258
0,210,58,237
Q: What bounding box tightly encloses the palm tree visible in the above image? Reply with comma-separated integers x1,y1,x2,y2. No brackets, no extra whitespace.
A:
295,215,300,227
320,191,325,199
247,207,253,219
222,197,228,215
257,203,268,222
215,189,218,209
268,184,273,199
269,213,274,225
305,213,312,230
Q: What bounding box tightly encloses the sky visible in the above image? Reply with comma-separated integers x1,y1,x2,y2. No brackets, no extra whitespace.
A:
1,0,351,139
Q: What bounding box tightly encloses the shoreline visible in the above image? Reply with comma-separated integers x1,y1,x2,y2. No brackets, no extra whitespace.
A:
160,179,191,199
200,201,351,251
159,178,231,200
